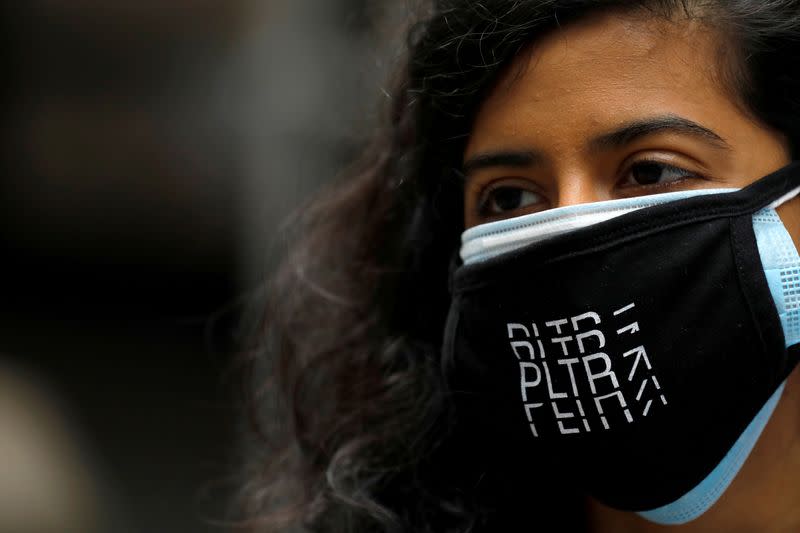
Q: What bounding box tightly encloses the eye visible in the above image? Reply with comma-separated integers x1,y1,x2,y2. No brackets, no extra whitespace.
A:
620,160,697,188
479,185,543,217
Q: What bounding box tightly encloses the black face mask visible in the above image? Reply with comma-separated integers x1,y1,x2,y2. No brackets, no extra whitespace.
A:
443,163,800,524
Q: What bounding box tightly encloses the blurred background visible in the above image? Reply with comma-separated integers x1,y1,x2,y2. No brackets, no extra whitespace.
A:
2,1,407,532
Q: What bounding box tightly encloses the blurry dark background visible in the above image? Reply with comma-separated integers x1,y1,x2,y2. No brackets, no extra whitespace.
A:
1,2,405,532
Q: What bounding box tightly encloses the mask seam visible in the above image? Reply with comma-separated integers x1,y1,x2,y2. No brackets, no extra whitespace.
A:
729,216,773,369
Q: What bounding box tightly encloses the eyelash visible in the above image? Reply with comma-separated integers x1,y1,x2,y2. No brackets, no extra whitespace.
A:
620,158,701,189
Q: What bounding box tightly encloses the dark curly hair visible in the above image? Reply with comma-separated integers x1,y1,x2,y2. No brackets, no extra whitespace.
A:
240,1,800,531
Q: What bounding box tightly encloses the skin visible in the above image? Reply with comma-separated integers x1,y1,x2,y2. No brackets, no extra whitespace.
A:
463,10,800,533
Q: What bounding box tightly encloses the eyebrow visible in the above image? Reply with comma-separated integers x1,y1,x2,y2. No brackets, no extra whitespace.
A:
462,114,730,176
462,150,543,176
588,114,731,152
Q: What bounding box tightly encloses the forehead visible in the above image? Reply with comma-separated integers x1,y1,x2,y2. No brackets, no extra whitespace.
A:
466,12,730,156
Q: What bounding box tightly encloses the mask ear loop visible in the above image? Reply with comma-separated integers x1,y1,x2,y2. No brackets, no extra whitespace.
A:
767,185,800,209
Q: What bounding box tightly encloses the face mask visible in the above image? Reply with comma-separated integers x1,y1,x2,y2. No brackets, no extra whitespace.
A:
443,163,800,525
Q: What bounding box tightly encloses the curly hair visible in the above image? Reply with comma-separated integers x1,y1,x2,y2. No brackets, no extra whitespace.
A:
240,1,800,531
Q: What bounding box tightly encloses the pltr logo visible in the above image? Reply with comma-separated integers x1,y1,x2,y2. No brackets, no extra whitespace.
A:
507,302,668,438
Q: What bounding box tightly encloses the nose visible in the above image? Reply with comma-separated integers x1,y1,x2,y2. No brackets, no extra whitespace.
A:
555,173,606,208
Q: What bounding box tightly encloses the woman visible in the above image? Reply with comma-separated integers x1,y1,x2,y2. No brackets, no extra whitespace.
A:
244,1,800,531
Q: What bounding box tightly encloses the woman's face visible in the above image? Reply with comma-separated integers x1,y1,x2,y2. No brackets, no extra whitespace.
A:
463,12,800,529
463,11,791,229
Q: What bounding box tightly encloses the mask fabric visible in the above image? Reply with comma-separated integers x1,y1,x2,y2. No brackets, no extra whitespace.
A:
443,163,800,524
